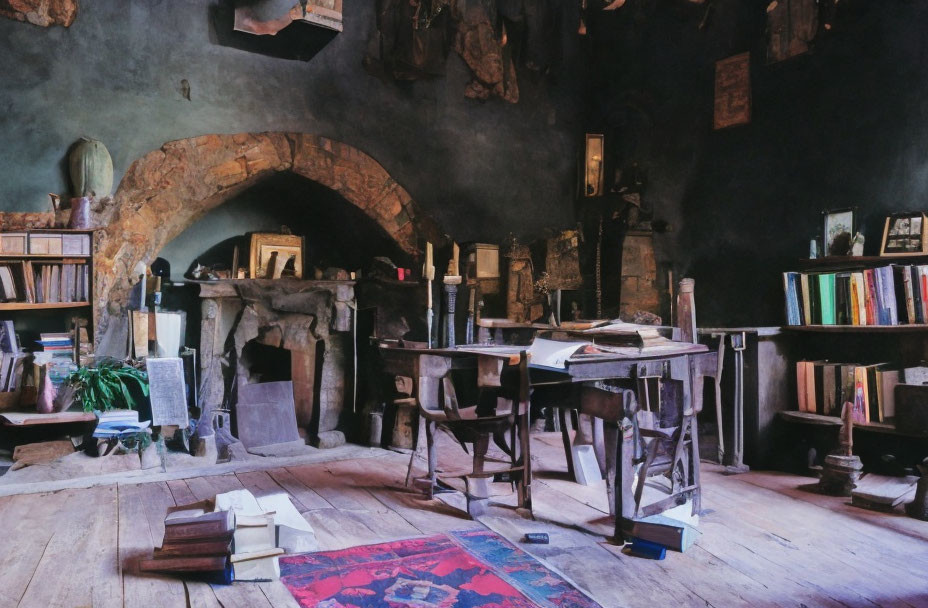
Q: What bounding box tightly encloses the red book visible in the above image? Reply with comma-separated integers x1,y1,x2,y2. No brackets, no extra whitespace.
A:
864,269,876,325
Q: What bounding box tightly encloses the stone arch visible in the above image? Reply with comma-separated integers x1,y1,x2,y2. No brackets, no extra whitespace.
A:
93,132,443,341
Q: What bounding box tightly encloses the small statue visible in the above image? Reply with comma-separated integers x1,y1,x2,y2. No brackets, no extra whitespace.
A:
850,232,865,256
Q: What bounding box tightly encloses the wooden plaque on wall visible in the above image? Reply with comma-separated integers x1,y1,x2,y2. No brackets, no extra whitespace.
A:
714,52,752,130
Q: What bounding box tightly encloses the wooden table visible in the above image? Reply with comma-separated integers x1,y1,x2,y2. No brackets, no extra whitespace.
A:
380,342,715,541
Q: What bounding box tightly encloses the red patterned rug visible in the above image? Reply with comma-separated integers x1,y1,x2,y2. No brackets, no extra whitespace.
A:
279,528,603,608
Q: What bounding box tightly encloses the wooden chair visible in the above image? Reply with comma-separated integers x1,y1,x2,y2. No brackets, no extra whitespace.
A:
409,351,532,518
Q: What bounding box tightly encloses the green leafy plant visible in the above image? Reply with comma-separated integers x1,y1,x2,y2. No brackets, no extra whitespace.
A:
67,358,150,413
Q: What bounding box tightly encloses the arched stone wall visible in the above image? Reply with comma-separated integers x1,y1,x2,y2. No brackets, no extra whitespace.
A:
92,132,444,341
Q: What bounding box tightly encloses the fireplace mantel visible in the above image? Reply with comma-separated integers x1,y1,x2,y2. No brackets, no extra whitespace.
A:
187,278,355,299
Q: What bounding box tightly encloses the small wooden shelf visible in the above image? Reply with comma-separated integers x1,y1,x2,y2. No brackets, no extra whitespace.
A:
0,302,90,311
798,254,928,271
0,254,90,260
779,411,928,437
783,324,928,333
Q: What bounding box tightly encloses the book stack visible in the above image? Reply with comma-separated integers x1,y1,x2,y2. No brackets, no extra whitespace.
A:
784,265,928,326
139,503,235,584
141,490,313,584
93,410,151,440
796,360,900,423
37,332,73,356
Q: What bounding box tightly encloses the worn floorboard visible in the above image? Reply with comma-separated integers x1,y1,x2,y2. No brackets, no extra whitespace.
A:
1,433,926,608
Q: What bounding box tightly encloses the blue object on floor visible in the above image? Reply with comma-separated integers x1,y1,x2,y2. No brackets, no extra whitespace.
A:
626,538,667,560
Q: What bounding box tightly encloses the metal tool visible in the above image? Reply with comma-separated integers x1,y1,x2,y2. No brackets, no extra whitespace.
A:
724,331,750,474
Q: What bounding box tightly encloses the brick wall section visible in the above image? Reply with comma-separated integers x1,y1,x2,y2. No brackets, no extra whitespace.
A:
619,231,660,317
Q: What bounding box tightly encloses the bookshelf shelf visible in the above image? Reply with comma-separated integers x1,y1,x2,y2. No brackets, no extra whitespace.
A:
0,302,90,311
0,254,90,260
783,324,928,333
798,254,928,271
779,411,928,438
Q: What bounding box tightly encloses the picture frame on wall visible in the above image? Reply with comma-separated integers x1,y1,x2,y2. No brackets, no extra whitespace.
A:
822,208,856,256
880,212,928,257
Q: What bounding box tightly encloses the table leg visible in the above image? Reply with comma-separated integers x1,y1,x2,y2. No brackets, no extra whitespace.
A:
604,421,618,516
614,416,635,542
519,404,533,511
558,408,575,480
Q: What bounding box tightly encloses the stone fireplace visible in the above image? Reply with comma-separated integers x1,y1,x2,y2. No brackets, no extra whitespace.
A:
196,279,355,448
89,132,447,346
35,131,450,451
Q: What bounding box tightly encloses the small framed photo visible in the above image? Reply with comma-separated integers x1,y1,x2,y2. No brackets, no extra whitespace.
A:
249,233,304,279
880,212,928,256
822,208,856,256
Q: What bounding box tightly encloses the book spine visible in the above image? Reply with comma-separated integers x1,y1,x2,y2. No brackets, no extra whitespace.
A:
903,266,916,324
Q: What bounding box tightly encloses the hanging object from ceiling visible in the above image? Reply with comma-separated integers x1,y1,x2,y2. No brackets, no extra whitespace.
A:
234,0,342,34
766,0,817,63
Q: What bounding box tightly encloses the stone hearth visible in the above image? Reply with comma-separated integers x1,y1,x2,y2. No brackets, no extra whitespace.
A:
196,278,355,449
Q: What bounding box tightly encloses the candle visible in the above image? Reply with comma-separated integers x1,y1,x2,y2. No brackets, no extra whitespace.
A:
451,242,459,277
423,242,434,280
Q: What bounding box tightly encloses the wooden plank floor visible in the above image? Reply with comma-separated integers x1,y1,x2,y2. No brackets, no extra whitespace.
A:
1,433,926,608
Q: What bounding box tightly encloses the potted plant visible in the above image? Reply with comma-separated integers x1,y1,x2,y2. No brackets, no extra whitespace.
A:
67,358,150,413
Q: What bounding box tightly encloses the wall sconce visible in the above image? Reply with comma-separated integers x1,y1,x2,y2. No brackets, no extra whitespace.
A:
584,133,604,197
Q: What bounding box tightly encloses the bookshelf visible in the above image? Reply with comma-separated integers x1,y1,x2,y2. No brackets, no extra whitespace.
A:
782,253,928,448
0,229,95,414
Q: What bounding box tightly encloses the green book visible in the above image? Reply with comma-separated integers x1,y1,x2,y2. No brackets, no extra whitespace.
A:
819,273,836,325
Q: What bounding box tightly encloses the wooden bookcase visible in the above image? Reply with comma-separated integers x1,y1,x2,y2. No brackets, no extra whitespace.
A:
0,229,95,414
782,254,928,440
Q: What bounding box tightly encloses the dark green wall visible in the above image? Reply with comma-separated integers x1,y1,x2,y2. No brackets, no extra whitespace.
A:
0,1,582,244
586,0,928,326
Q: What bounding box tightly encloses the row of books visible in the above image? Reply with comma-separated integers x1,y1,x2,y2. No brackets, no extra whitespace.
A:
0,261,90,304
795,360,928,424
783,265,928,326
0,231,91,256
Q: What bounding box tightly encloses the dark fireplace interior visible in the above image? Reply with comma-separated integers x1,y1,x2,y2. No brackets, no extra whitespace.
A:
240,341,292,385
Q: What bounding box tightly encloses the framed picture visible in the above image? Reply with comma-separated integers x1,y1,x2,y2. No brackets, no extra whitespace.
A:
880,212,928,257
822,208,856,256
583,134,604,197
249,233,304,279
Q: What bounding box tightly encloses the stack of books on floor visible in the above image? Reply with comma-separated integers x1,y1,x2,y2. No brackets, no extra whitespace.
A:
783,265,928,326
139,505,236,584
140,489,315,584
796,360,901,423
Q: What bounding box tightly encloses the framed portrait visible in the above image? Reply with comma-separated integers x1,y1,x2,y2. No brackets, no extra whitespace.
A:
880,212,928,257
249,233,304,279
822,208,856,256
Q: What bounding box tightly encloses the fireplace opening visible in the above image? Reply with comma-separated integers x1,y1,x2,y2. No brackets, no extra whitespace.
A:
240,341,292,384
